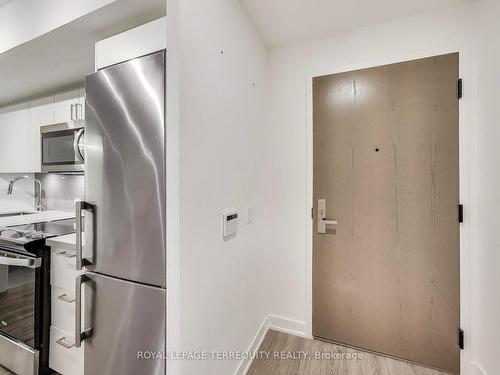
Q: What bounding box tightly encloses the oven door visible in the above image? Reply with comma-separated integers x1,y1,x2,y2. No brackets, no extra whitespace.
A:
41,123,85,172
0,250,41,375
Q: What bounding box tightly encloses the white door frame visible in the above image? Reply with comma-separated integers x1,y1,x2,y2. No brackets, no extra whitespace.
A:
305,46,471,374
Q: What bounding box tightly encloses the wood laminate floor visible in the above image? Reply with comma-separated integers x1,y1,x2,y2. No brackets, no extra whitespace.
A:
248,330,456,375
0,281,35,344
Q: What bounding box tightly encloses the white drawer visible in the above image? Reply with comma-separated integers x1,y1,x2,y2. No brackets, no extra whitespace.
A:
51,286,76,333
51,248,82,290
49,326,83,375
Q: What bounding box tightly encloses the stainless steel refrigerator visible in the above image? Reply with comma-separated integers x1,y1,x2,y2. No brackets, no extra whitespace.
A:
75,50,166,375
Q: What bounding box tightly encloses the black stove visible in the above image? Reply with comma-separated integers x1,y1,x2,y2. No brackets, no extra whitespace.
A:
0,218,75,375
0,219,75,253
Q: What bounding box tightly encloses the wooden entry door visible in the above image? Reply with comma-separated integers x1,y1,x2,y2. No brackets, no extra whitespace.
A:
312,53,460,373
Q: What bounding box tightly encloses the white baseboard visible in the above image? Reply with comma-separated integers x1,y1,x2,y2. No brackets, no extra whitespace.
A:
234,315,307,375
266,315,308,338
471,362,488,375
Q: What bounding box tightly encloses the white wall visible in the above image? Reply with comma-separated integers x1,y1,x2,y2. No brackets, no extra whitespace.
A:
0,0,115,54
265,1,500,375
177,0,269,374
468,1,500,374
166,0,181,371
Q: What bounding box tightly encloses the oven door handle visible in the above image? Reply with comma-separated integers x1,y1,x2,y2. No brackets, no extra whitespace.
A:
75,274,92,348
0,253,40,268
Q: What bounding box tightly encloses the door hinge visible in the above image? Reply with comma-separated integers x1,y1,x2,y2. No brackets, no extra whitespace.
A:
458,329,464,350
311,207,314,219
458,78,463,99
458,204,464,223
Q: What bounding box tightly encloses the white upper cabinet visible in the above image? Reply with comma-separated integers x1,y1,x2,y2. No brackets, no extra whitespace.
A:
54,89,84,124
0,88,84,173
28,97,55,173
0,103,32,173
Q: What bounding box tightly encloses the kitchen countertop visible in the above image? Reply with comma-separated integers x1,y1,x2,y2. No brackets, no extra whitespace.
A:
46,233,77,250
0,208,34,216
0,210,75,228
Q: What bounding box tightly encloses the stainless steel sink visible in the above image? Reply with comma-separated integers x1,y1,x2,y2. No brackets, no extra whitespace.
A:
0,212,36,218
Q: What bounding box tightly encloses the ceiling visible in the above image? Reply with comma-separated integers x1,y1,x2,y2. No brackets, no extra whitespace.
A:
0,0,12,8
0,0,165,107
240,0,465,46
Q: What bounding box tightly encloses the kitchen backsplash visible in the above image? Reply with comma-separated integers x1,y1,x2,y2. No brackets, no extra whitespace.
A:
35,173,84,211
0,173,36,212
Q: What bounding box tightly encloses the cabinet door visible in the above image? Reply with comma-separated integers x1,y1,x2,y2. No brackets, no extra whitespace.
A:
0,103,32,173
54,90,80,123
28,97,54,173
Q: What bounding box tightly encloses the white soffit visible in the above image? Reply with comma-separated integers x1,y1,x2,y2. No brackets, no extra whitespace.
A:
0,0,165,107
0,0,13,8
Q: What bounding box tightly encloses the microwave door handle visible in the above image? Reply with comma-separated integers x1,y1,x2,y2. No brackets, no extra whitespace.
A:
74,129,85,163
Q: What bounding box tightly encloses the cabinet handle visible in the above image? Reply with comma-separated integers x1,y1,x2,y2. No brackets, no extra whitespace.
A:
70,104,75,121
56,336,74,349
76,103,83,120
57,251,76,258
57,293,75,303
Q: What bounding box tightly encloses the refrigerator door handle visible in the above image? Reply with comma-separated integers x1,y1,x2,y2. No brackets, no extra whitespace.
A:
76,200,94,270
75,274,92,348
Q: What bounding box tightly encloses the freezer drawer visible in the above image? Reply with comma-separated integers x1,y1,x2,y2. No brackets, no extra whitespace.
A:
78,272,165,375
83,50,166,287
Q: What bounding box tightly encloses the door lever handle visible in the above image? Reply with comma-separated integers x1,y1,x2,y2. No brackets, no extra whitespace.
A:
321,219,338,225
317,199,337,234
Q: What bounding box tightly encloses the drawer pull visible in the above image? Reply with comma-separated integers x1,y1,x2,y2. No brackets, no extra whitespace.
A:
56,336,74,349
57,293,76,303
57,251,76,258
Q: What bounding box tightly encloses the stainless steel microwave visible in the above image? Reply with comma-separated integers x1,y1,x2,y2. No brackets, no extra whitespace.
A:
40,121,85,172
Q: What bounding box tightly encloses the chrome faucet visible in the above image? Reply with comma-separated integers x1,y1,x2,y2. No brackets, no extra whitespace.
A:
6,176,43,211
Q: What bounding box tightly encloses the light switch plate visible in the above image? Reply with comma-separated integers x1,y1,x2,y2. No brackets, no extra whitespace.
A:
247,205,253,224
